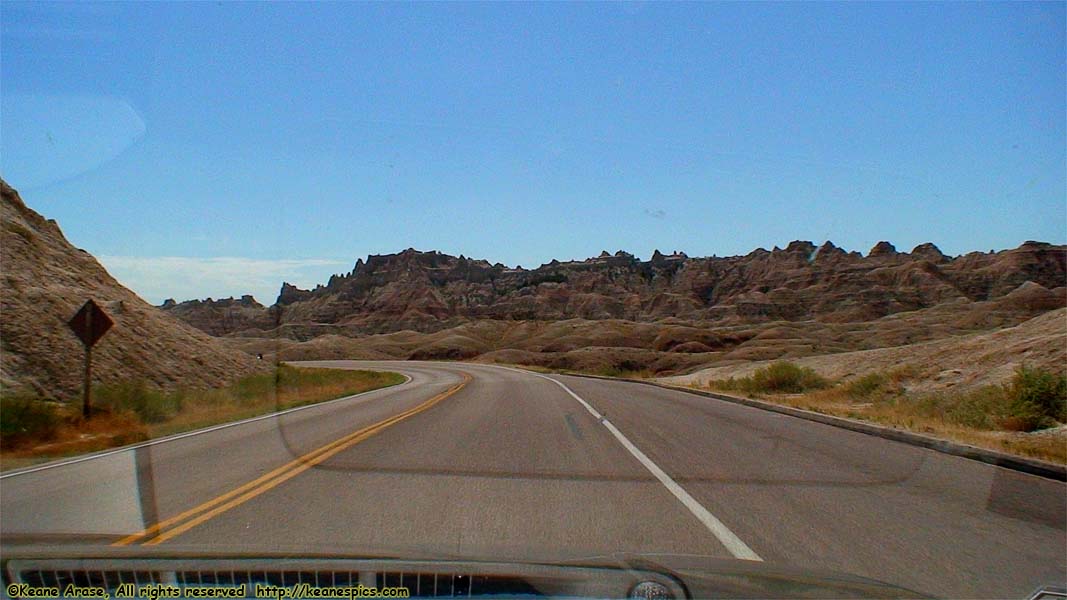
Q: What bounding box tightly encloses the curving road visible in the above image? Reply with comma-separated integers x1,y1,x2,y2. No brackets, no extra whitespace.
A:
1,361,1064,598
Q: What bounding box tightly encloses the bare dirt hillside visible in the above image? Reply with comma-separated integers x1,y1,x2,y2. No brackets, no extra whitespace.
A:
222,289,1064,379
0,180,267,401
660,308,1067,393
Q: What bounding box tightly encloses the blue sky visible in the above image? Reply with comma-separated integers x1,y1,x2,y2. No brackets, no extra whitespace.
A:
2,1,1064,305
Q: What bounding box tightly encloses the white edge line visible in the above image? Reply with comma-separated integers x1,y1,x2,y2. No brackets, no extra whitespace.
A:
492,364,763,562
0,373,413,480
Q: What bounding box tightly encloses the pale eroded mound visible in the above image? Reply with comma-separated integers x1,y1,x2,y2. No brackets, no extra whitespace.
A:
1,180,267,400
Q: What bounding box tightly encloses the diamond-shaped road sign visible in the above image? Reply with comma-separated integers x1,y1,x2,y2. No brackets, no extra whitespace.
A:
68,299,113,348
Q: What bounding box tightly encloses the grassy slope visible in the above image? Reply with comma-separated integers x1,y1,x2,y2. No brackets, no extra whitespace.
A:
696,363,1067,464
0,365,405,471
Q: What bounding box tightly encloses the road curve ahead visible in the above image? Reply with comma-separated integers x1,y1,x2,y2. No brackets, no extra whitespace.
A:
1,361,1064,598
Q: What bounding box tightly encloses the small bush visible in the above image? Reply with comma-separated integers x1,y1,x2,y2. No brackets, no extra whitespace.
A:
0,394,60,447
1010,366,1066,424
598,366,654,379
746,362,829,393
95,380,181,424
845,373,890,399
711,362,829,394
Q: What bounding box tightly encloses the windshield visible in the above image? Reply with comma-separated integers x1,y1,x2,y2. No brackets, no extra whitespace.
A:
1,3,1065,600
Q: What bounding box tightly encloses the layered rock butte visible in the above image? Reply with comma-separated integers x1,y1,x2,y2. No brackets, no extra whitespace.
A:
164,242,1067,338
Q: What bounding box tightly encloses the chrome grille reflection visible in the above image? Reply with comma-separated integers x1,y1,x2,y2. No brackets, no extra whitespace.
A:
9,565,544,597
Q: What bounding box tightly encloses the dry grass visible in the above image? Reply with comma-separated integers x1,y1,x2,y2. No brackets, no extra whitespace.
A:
701,364,1067,464
0,365,404,470
0,411,150,471
146,366,403,437
591,366,657,379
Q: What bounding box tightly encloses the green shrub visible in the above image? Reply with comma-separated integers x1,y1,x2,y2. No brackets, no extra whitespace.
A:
746,362,829,393
1010,366,1066,424
1,393,60,446
710,362,829,394
999,401,1054,432
598,366,652,379
845,373,889,398
95,380,181,423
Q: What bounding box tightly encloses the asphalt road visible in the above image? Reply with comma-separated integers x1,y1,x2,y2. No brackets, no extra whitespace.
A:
2,361,1064,598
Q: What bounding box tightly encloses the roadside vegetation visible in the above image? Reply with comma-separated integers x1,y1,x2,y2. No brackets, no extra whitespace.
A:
594,366,657,379
703,362,1067,464
0,365,404,470
711,361,830,394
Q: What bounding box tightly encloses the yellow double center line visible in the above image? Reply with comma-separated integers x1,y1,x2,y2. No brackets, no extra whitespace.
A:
113,373,471,547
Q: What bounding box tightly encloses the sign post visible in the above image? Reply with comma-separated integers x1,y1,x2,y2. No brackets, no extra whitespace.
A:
67,299,114,419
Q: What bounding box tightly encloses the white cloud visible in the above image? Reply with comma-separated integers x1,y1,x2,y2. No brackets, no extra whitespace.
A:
98,256,349,306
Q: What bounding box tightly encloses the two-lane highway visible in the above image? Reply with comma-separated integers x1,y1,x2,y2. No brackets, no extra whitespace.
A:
2,361,1064,598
